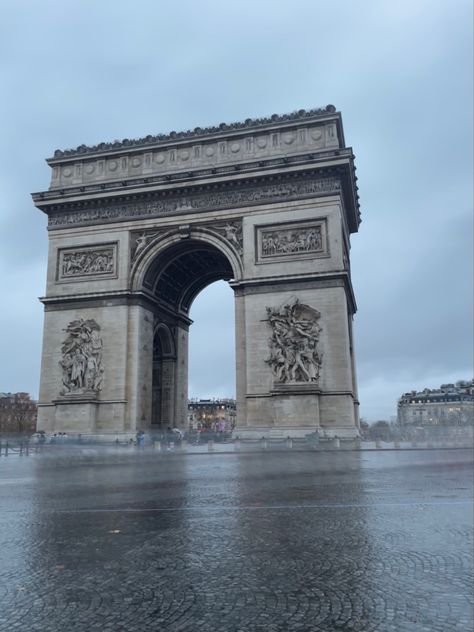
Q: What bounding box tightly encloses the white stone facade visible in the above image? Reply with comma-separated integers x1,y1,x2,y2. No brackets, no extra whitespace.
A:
398,380,474,427
33,107,361,438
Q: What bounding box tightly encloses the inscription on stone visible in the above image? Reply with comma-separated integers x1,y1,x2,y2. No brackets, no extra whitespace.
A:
266,299,322,384
57,244,117,280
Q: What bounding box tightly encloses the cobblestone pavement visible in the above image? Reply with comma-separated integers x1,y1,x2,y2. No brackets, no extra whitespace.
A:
0,450,472,631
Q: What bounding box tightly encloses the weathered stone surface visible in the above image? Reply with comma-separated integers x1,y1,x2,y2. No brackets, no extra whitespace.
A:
0,450,472,631
45,107,341,191
33,108,361,437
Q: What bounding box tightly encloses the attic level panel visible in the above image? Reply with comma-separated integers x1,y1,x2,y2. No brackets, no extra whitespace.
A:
31,108,361,234
46,110,343,190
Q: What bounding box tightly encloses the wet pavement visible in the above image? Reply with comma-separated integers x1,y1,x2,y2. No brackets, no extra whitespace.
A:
0,450,472,631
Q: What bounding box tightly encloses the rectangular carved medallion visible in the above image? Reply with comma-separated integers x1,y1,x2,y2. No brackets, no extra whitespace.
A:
256,219,328,262
57,243,118,281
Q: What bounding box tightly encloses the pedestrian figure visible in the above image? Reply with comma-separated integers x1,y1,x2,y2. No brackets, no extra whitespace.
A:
136,431,145,450
172,427,183,448
38,432,46,452
166,427,174,450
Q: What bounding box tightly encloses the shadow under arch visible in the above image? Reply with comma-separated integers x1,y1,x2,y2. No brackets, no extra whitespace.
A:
130,227,242,429
151,322,177,428
131,227,243,316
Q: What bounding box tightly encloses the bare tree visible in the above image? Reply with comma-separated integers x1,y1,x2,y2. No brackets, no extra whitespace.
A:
0,393,37,435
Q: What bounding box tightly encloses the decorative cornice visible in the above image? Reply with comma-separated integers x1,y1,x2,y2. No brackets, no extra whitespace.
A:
33,149,353,204
231,272,357,314
39,290,193,326
51,106,337,159
32,113,360,235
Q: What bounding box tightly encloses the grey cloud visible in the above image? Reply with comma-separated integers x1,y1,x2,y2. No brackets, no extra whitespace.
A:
0,0,472,419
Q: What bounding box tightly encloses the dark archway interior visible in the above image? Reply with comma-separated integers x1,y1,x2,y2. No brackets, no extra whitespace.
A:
151,324,178,428
146,240,235,429
143,240,234,314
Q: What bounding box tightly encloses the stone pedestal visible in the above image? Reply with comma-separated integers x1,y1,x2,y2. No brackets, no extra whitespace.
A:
271,384,321,425
53,393,98,433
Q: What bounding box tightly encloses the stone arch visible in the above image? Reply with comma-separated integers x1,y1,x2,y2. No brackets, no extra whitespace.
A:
131,226,243,308
34,109,361,438
133,228,241,430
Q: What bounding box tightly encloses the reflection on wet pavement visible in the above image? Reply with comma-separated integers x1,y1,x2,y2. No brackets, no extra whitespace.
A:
0,450,472,631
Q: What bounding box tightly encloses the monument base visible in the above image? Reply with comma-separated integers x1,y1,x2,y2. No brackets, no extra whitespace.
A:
243,388,321,435
53,393,98,433
233,425,360,439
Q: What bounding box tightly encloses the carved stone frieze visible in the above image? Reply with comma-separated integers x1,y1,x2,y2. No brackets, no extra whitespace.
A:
265,299,322,384
59,319,104,395
261,224,323,259
48,176,341,229
57,244,117,280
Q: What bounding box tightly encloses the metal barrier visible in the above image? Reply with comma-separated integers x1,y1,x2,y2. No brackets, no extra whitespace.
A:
0,440,30,457
0,435,471,457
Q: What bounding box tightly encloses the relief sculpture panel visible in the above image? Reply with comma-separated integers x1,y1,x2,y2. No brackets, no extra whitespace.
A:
57,243,117,281
211,221,243,255
59,319,104,395
130,230,165,261
265,299,322,384
257,220,327,262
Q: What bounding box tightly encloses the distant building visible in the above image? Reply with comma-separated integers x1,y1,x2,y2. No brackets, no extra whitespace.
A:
187,398,236,432
397,380,474,427
0,393,37,434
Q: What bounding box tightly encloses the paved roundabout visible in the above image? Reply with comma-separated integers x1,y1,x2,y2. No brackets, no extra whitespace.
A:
0,450,472,631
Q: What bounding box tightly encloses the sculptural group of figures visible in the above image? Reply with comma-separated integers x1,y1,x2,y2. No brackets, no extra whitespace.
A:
62,250,114,277
59,319,104,394
261,227,322,257
266,300,322,383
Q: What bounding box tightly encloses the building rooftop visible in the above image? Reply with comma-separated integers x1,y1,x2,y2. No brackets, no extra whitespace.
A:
51,106,338,159
399,379,474,402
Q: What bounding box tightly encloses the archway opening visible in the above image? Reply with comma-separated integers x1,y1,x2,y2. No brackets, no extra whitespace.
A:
151,324,176,428
143,239,234,315
142,239,237,431
188,280,236,432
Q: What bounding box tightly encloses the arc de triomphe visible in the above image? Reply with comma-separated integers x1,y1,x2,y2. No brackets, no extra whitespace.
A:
33,106,361,438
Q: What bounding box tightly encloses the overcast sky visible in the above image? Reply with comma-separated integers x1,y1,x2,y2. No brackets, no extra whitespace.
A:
1,0,472,420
